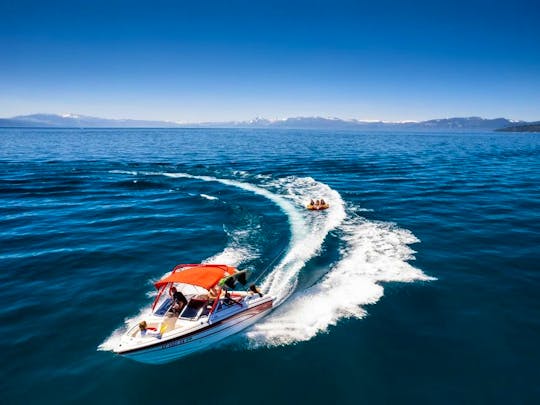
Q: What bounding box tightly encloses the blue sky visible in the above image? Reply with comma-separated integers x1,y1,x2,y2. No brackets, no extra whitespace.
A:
1,0,539,122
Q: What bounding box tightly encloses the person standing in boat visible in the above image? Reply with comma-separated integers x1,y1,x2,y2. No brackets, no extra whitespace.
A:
170,286,188,314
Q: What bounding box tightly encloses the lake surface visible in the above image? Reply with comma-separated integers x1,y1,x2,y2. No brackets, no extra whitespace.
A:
1,128,539,404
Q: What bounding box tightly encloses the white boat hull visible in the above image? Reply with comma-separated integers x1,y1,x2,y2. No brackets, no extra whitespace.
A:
116,298,272,364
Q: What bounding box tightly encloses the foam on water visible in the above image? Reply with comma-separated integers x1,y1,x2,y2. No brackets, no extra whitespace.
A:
108,170,138,175
245,214,435,346
100,170,432,352
100,171,344,350
258,176,346,303
204,223,260,267
161,172,346,305
200,193,218,201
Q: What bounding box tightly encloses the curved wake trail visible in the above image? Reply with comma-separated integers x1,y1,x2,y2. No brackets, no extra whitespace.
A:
99,170,344,350
245,214,435,347
100,169,434,352
161,172,346,305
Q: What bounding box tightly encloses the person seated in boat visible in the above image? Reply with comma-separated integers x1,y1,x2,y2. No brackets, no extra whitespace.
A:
320,198,326,206
138,321,161,338
315,199,320,207
309,199,315,206
170,286,188,315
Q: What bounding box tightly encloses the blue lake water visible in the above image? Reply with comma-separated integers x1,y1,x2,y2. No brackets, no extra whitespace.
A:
1,128,539,403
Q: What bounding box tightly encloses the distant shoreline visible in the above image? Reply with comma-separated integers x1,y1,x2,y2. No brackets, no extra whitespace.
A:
2,114,539,132
495,124,540,133
1,126,539,133
0,126,531,133
0,125,540,135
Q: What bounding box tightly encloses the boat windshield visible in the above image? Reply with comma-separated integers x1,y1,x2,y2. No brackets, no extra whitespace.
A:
153,283,208,316
180,298,208,320
154,297,173,316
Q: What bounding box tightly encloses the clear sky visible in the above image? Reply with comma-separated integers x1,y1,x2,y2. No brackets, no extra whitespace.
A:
1,0,539,122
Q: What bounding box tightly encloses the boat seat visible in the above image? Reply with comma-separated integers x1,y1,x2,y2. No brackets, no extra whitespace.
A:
160,314,177,334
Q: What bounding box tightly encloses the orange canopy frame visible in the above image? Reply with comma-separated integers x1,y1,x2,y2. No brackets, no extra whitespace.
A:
154,264,237,290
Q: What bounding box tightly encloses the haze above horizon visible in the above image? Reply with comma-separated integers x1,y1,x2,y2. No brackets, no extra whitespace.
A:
1,0,539,122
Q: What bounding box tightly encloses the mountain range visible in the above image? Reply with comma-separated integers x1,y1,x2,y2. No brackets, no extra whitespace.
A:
0,113,537,131
0,114,181,128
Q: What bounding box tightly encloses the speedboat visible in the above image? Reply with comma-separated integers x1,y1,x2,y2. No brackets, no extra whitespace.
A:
113,264,273,364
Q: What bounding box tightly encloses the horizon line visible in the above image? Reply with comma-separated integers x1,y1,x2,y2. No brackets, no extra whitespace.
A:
1,112,533,125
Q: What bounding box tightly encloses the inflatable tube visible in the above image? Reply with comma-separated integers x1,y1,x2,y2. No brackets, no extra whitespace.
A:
306,204,330,211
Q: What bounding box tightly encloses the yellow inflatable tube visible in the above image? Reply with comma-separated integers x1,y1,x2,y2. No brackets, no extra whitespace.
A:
306,203,330,211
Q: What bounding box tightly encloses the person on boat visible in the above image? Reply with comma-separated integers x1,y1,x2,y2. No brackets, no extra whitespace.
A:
170,286,188,314
315,199,320,207
206,285,221,308
138,321,161,337
320,198,326,206
309,199,315,206
223,291,244,307
208,286,220,300
249,284,263,297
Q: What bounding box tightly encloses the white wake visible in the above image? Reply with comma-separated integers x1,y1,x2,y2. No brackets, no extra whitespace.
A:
99,171,344,350
100,169,433,352
245,214,434,346
161,172,346,305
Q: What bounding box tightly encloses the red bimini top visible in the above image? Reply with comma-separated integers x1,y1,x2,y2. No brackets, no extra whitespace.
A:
154,264,237,290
